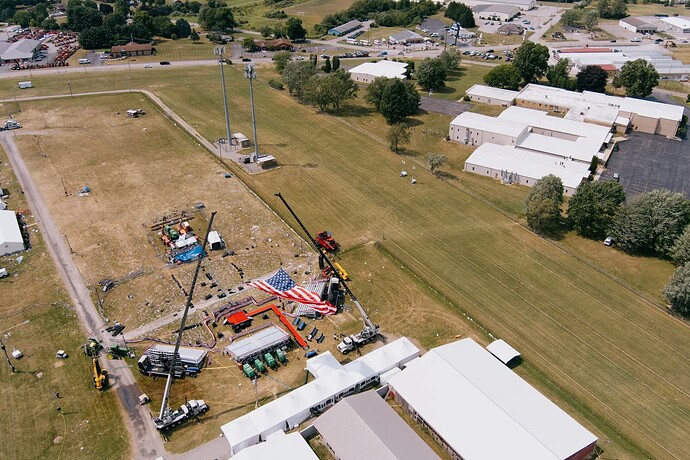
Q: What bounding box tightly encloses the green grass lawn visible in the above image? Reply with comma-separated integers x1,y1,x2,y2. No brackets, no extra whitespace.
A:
430,63,493,101
284,0,360,32
2,67,689,459
0,145,127,459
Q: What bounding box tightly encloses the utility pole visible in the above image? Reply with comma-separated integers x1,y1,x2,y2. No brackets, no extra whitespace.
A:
0,337,16,374
67,81,73,97
215,46,232,150
245,63,259,162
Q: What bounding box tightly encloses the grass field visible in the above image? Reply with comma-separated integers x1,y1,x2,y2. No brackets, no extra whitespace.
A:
2,67,689,459
0,143,128,459
430,63,493,101
284,0,358,31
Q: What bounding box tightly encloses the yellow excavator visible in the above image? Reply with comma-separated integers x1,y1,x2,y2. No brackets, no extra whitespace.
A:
92,358,108,390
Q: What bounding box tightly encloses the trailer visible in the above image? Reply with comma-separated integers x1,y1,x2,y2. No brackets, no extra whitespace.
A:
18,81,32,89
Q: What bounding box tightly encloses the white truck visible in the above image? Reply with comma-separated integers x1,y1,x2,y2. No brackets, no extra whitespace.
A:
153,399,208,430
337,325,380,354
0,120,22,131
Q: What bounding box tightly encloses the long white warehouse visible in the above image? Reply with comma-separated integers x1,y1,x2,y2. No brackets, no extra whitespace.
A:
220,337,420,455
387,338,598,460
0,210,24,256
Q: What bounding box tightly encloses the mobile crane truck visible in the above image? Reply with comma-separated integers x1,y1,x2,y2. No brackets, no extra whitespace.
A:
275,193,380,355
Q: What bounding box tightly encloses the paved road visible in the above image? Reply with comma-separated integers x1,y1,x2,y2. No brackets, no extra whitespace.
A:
0,132,166,460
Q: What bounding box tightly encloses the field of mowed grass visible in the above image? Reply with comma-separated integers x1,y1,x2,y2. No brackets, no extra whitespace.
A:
2,67,690,458
284,0,358,31
0,144,128,459
430,63,494,100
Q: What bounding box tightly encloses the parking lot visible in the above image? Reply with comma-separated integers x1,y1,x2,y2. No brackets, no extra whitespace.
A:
602,132,690,197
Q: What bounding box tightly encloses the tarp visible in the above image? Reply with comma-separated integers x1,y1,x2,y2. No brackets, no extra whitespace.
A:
174,245,203,262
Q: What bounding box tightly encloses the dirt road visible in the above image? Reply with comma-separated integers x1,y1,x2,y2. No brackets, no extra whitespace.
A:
0,132,166,460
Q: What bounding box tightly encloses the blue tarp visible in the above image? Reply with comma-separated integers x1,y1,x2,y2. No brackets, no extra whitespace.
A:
174,245,204,263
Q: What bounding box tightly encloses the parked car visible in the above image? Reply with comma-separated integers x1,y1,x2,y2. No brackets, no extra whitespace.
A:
613,172,620,182
144,64,152,68
604,237,614,246
159,61,171,65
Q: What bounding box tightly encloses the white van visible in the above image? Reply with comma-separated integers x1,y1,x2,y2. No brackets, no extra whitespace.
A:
78,58,91,64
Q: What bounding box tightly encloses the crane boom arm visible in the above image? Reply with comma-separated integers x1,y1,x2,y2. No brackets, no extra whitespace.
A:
274,193,375,329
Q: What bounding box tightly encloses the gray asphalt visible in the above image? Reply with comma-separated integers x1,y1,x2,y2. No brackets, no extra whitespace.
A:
603,132,690,197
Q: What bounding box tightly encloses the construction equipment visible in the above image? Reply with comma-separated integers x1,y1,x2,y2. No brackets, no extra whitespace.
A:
0,120,21,131
315,231,338,253
275,193,380,354
153,212,216,431
83,337,103,357
107,344,134,359
92,358,107,390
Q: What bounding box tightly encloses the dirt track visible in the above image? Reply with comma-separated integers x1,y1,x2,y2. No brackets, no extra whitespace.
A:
0,131,165,460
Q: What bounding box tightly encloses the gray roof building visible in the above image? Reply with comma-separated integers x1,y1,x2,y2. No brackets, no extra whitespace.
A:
1,39,41,61
313,390,440,460
389,30,425,43
328,20,363,36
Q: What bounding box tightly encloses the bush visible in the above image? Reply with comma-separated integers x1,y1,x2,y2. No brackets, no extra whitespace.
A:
463,95,470,101
268,79,284,90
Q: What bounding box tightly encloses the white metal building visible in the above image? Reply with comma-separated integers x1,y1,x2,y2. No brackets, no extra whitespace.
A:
465,84,518,106
618,17,657,34
472,4,520,21
313,390,440,460
231,430,318,460
389,30,425,44
226,325,291,362
449,111,527,147
515,83,684,137
0,39,41,62
0,210,24,256
387,338,598,460
463,143,590,195
348,61,408,83
461,0,535,11
661,16,690,33
221,338,420,454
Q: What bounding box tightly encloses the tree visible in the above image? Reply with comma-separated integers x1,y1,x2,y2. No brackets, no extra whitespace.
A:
154,16,175,38
189,28,200,43
304,69,358,111
483,64,521,90
524,175,564,234
41,17,60,30
99,3,113,15
242,37,259,51
576,65,608,93
428,153,448,173
67,3,102,32
282,60,317,99
609,0,628,19
559,9,581,27
610,189,690,256
547,59,571,89
513,41,549,84
332,56,340,71
175,18,191,38
272,50,292,73
133,11,155,36
438,49,461,72
387,124,410,154
582,10,599,30
567,180,626,239
286,17,307,41
445,2,475,28
670,226,690,264
612,59,659,98
366,78,421,124
78,26,113,49
114,0,129,16
417,57,447,91
323,57,332,73
664,263,690,317
199,5,236,32
12,10,31,28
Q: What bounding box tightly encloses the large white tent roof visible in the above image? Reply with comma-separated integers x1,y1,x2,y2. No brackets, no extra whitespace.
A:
0,210,23,246
231,431,318,460
486,339,521,364
388,338,597,460
348,60,408,79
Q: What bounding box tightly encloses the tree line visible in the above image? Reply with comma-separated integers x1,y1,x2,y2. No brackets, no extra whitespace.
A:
526,175,690,317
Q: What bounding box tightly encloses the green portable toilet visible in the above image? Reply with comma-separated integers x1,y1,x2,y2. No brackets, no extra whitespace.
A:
254,358,266,373
264,352,277,368
276,349,287,363
243,363,256,379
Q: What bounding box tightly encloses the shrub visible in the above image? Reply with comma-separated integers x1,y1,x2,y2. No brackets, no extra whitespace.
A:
269,79,284,90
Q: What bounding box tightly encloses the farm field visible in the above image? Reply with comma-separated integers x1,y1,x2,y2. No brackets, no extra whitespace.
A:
1,67,689,458
0,138,127,459
284,0,359,31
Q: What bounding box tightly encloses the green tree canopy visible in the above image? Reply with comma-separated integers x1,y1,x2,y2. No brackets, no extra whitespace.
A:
445,1,475,28
286,17,307,41
387,123,411,154
664,262,690,317
67,0,102,32
428,153,448,173
438,49,461,72
417,57,448,91
576,65,608,93
199,5,236,32
242,37,259,52
282,60,317,99
547,59,575,90
304,69,358,111
567,180,626,239
272,50,292,73
366,77,421,124
189,28,200,42
524,175,564,234
78,26,112,49
175,18,192,38
154,16,175,38
483,64,521,90
610,189,690,256
612,59,659,98
513,41,549,84
671,225,690,264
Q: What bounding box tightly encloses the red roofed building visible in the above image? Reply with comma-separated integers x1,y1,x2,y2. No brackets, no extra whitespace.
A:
226,311,253,332
110,42,156,57
597,64,618,76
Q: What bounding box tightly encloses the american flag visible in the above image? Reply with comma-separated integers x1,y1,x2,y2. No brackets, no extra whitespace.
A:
248,268,336,315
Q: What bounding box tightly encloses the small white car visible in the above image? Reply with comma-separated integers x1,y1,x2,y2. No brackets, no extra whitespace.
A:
144,64,152,68
56,350,68,359
604,237,614,246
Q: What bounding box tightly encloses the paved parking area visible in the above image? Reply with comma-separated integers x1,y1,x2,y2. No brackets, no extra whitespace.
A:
420,96,470,116
602,132,690,197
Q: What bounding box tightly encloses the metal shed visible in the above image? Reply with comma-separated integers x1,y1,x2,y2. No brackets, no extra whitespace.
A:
226,325,291,362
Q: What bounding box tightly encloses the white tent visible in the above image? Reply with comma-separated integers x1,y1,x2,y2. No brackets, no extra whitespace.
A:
486,339,521,365
231,431,318,460
0,210,24,256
